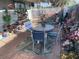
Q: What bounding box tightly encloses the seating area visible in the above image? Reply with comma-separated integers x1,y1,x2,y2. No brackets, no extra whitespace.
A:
0,0,79,59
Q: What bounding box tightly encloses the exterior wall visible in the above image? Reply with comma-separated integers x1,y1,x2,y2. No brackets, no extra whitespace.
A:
0,0,12,9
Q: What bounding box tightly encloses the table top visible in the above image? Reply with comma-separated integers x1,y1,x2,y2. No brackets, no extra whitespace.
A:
32,24,54,31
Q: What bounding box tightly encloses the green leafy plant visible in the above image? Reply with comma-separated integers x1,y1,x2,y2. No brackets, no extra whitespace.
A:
3,8,11,25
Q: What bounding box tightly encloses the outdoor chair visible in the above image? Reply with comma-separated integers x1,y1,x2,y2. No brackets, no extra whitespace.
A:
47,32,58,39
31,30,44,53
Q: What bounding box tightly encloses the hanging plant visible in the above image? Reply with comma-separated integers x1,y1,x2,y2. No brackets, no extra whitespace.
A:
3,8,11,25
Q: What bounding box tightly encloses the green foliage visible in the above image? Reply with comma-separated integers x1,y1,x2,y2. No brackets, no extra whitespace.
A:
3,9,11,25
3,15,11,25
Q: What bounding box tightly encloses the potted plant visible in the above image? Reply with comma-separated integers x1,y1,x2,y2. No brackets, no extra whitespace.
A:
3,8,11,25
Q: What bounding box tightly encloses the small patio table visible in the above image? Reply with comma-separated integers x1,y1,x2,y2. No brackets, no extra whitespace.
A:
32,24,54,53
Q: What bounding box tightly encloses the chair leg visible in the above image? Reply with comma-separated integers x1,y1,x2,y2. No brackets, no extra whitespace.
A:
33,42,35,52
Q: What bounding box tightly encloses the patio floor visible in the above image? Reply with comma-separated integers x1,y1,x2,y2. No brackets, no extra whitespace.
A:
0,24,61,59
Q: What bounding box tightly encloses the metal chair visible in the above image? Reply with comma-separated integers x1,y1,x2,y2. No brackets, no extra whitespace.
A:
47,32,58,39
31,30,44,54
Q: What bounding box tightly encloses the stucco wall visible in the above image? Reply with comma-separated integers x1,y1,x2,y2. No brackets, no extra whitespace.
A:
0,0,12,9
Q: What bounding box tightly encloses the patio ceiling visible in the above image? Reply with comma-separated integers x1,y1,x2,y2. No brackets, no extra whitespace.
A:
25,0,71,6
14,0,75,7
24,0,44,2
